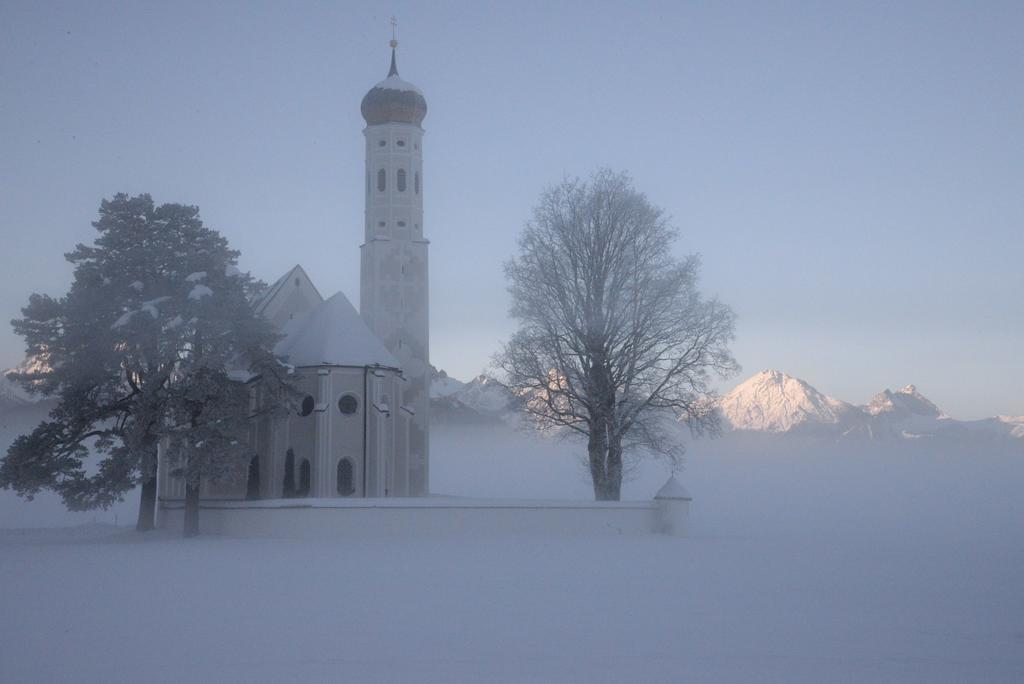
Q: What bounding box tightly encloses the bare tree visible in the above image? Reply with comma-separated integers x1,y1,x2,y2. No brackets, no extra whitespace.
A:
496,170,738,500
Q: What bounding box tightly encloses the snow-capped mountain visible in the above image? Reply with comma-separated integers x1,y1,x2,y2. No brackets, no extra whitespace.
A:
0,373,32,410
0,358,47,411
0,360,53,445
430,370,511,425
718,370,1021,442
999,416,1024,439
718,370,862,433
866,385,942,419
454,375,512,414
429,366,1021,444
429,369,466,399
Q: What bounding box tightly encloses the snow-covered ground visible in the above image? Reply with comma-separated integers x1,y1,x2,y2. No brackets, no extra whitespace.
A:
2,424,1023,682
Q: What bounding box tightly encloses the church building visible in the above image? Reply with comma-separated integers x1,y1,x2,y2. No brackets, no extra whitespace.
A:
158,38,430,502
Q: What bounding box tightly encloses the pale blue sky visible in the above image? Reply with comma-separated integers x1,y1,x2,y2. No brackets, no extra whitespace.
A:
1,1,1021,418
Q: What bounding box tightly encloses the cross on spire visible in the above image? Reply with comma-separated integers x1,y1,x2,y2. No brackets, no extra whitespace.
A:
387,17,400,77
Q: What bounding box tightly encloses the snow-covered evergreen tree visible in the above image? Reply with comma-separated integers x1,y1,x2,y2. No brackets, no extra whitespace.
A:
1,194,295,533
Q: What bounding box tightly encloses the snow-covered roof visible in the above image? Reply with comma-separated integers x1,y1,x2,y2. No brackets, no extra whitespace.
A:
251,264,322,316
655,475,692,500
274,291,399,369
371,74,423,95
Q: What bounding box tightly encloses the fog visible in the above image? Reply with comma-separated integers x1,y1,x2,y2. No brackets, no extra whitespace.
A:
2,2,1023,681
3,420,1022,681
5,416,1023,540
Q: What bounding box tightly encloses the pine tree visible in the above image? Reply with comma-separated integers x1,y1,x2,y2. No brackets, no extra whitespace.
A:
1,194,295,533
157,246,294,536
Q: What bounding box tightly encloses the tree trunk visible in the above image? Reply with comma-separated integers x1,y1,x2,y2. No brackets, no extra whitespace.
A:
588,426,611,501
135,475,157,531
605,436,623,501
135,441,159,531
183,481,200,537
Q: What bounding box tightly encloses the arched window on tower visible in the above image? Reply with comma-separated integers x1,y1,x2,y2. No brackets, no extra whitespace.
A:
377,169,386,192
397,169,407,192
414,171,420,194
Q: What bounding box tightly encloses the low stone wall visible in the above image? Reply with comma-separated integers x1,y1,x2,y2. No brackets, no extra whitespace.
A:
158,491,690,539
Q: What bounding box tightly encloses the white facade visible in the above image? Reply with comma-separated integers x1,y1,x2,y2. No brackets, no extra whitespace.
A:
158,47,430,508
159,266,414,503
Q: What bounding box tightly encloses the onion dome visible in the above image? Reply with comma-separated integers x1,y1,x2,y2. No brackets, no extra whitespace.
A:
360,47,427,127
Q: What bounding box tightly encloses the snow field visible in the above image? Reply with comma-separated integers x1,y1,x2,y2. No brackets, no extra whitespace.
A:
1,527,1020,682
2,425,1023,681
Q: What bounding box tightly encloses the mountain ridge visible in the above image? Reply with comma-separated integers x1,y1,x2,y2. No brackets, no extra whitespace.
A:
430,366,1021,442
718,370,1021,441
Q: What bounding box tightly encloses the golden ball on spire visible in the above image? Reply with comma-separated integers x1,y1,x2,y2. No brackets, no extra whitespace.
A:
390,39,398,48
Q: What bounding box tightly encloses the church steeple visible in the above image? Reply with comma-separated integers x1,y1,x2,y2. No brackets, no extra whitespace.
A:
388,48,399,77
359,17,430,496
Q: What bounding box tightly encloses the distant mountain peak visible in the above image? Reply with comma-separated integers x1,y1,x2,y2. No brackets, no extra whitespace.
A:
719,370,857,433
716,371,1022,442
430,366,466,399
866,385,942,418
1,356,49,409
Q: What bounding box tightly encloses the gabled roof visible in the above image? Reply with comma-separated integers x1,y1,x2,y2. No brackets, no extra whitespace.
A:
252,264,323,316
274,291,400,369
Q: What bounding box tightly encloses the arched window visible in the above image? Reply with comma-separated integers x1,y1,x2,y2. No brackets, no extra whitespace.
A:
246,455,260,500
397,168,407,192
283,449,296,498
377,169,386,192
299,395,314,417
297,459,311,497
414,171,420,194
337,458,355,496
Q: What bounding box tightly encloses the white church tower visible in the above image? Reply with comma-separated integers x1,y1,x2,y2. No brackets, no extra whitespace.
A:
359,33,430,495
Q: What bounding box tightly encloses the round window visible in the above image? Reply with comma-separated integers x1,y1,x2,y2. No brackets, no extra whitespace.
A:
338,394,359,415
299,395,315,417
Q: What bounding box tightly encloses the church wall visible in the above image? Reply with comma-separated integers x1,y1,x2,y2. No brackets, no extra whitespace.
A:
283,371,318,496
254,387,273,499
363,368,407,496
157,364,413,502
316,366,368,497
156,442,249,501
157,498,676,538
